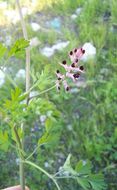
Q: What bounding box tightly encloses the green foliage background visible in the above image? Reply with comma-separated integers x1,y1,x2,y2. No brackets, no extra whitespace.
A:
0,0,117,189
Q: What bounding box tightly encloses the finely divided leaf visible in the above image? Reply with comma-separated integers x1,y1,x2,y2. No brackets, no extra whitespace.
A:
77,177,90,190
0,43,7,58
88,174,106,190
75,160,92,175
8,38,29,57
0,131,9,151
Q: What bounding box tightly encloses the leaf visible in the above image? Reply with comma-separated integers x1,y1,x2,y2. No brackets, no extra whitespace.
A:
11,127,23,142
11,87,22,101
0,43,7,58
62,154,77,175
88,174,106,190
45,117,57,132
0,130,9,151
8,38,29,57
38,132,53,145
75,160,92,175
77,177,90,190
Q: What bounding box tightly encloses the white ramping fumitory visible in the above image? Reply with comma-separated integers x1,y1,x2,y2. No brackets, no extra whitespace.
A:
56,46,85,91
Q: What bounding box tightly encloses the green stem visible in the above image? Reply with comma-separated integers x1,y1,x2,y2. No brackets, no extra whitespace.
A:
26,143,46,160
16,0,30,189
24,160,61,190
19,158,25,190
29,85,56,100
13,126,25,190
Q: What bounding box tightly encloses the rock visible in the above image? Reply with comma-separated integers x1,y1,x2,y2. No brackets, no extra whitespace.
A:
4,10,20,24
49,17,61,30
15,69,25,79
75,7,82,15
52,41,70,51
44,162,49,168
0,2,8,9
67,124,73,131
40,41,69,57
71,14,77,20
5,35,12,46
31,22,41,31
71,7,82,20
30,37,40,47
81,42,96,61
40,47,55,57
0,69,5,87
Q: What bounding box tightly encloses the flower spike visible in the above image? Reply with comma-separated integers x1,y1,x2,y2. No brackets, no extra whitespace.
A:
56,45,85,91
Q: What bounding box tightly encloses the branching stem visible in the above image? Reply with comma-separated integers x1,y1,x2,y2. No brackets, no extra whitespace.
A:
16,0,30,190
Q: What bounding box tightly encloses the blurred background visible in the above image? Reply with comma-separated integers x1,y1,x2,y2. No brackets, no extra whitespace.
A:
0,0,117,189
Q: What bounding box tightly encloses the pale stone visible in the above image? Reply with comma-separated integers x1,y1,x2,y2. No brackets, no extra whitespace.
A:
75,7,82,15
41,41,69,57
30,37,40,47
0,2,8,9
5,35,12,46
71,14,77,20
81,42,96,61
4,10,20,24
15,69,25,79
31,22,41,31
40,47,55,57
0,70,5,87
52,41,70,50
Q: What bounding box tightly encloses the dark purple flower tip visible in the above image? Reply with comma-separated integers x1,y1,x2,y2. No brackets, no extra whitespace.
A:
71,63,75,67
58,77,61,80
69,51,73,55
75,59,78,63
56,70,60,73
62,60,67,65
58,86,60,90
66,86,70,91
74,48,77,53
73,73,80,78
81,48,85,54
80,65,84,70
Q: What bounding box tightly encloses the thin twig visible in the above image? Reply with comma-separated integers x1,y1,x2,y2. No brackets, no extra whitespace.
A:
29,85,56,100
26,143,47,160
24,160,61,190
16,0,30,189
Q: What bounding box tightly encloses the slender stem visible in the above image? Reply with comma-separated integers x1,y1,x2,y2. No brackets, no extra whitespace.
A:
13,126,25,189
24,160,61,190
29,85,56,100
26,143,46,160
54,176,77,179
16,0,30,189
16,0,30,94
